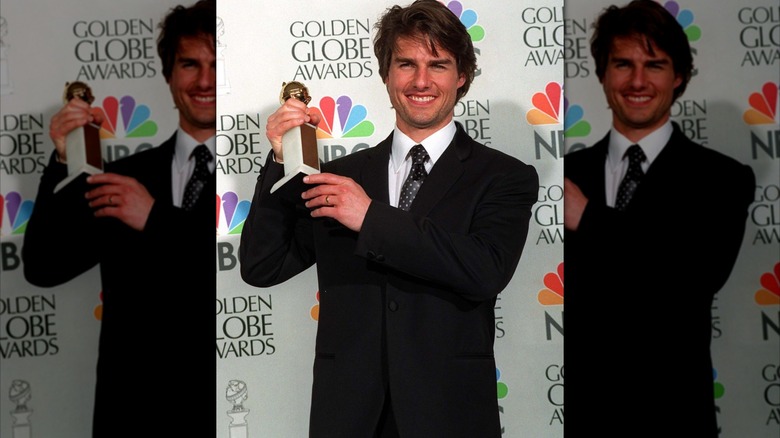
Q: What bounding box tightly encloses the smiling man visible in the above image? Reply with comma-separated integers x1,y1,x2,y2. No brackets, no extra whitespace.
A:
239,1,539,437
563,1,755,436
22,1,215,436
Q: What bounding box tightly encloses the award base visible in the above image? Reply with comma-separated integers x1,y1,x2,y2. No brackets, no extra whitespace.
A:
227,409,249,438
270,122,319,199
10,410,32,438
54,122,103,193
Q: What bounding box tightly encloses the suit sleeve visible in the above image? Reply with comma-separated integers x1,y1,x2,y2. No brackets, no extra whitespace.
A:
576,159,755,296
239,153,316,287
356,161,539,302
22,153,100,287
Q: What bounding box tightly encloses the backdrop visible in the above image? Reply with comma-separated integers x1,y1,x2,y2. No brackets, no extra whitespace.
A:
215,1,563,437
1,1,777,438
1,1,192,437
564,1,779,437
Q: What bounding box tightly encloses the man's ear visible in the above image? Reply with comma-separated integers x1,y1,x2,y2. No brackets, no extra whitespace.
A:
673,73,683,90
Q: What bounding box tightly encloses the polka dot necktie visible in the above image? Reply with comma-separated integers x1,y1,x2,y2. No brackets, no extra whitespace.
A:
182,144,212,211
398,144,429,211
615,144,646,211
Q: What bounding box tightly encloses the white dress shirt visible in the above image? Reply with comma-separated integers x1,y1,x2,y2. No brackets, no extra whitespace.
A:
388,121,456,208
605,121,672,207
171,127,216,207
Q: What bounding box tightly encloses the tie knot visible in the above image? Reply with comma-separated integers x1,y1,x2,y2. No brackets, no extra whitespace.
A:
625,144,646,165
409,144,428,165
192,144,212,164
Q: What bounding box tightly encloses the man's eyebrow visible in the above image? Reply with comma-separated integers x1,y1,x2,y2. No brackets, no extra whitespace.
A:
609,54,671,63
646,58,671,65
429,58,454,65
393,56,454,65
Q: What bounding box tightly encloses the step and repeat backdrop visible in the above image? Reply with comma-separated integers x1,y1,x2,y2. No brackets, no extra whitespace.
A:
1,0,776,437
0,1,189,437
216,1,563,437
564,1,779,438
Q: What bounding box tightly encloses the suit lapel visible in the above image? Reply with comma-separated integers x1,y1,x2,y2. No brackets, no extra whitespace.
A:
580,134,609,206
151,133,177,205
629,124,690,206
643,124,689,180
359,133,391,204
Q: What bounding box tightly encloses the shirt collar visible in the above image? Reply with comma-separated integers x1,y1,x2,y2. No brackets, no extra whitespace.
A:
607,120,672,170
390,120,456,172
174,127,216,170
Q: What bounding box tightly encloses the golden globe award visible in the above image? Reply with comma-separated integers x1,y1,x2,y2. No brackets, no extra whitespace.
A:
54,81,103,193
270,81,320,197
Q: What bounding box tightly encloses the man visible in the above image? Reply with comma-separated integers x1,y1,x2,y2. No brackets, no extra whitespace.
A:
22,1,215,436
563,1,755,436
239,1,539,436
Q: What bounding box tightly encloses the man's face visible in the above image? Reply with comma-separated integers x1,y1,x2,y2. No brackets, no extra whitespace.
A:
168,35,216,142
384,36,466,142
601,36,682,141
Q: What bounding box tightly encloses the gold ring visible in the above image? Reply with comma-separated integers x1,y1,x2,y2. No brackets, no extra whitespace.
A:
325,195,330,205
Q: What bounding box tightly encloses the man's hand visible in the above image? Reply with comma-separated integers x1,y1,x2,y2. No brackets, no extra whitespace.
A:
85,173,155,231
265,98,320,163
302,173,371,232
49,99,104,162
564,177,588,231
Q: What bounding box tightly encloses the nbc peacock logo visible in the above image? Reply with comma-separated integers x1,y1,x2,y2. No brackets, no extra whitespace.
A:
309,95,375,139
496,366,508,434
564,96,592,154
528,83,565,159
217,191,250,235
743,82,778,126
663,1,701,43
92,95,159,139
94,291,103,321
537,262,564,306
311,291,320,321
713,368,725,400
496,367,508,399
563,97,591,139
526,82,562,126
1,191,33,236
754,262,780,306
445,1,485,42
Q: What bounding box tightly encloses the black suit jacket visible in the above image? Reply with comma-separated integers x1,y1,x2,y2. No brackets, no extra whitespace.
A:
240,123,539,437
22,133,215,437
563,123,755,436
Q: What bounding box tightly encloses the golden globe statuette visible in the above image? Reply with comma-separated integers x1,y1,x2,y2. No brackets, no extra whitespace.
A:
270,81,320,198
54,81,103,193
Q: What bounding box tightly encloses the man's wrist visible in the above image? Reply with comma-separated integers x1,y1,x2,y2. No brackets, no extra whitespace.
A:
54,151,67,164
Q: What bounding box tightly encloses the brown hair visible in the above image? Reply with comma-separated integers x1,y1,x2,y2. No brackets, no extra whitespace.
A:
157,0,216,82
374,0,477,101
591,0,693,101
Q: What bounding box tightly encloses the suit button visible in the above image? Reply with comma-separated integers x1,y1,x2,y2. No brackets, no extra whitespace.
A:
388,301,398,311
366,251,385,262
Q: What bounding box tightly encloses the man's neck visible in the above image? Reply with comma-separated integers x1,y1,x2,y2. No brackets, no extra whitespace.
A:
612,114,671,144
397,116,455,144
181,123,216,144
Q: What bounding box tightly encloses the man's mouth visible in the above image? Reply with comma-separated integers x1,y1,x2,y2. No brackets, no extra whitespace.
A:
192,95,216,104
625,95,651,104
409,95,435,103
